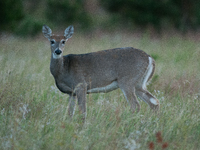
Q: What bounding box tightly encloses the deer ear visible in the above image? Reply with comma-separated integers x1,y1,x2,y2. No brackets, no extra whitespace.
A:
64,25,74,39
42,25,52,41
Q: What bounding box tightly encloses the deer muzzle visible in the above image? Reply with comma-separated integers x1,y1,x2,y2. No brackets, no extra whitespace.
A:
54,49,62,55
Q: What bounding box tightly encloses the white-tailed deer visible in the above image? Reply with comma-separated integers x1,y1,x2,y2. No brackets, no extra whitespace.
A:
42,25,159,120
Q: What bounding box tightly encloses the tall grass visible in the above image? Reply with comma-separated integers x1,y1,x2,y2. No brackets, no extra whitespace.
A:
0,32,200,150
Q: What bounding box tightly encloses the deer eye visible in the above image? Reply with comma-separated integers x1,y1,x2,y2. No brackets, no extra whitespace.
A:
51,40,55,45
62,40,65,44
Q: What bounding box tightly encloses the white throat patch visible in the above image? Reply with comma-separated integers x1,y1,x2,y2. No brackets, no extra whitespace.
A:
52,53,62,59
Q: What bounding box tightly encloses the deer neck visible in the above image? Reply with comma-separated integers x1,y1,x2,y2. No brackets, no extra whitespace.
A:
50,56,64,78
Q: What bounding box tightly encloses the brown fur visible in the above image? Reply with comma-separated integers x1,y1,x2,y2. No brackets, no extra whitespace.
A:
42,25,160,120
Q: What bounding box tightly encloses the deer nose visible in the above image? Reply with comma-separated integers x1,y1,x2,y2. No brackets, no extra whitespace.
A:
55,49,62,55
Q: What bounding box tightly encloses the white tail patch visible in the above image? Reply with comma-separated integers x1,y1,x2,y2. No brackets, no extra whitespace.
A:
142,57,153,90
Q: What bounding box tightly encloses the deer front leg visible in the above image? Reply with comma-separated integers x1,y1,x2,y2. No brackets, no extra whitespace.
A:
68,95,76,117
75,83,87,121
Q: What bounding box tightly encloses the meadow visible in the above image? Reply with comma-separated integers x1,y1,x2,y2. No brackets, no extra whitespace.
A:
0,30,200,150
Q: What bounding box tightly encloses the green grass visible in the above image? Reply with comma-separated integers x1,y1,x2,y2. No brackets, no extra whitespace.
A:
0,32,200,150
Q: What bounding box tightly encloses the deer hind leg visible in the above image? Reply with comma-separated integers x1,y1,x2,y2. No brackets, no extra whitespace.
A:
68,95,76,117
135,56,159,111
75,83,87,120
119,82,141,113
135,88,159,111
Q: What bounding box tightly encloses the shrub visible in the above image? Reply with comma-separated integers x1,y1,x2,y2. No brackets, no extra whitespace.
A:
100,0,200,31
0,0,24,31
45,0,92,28
14,16,43,37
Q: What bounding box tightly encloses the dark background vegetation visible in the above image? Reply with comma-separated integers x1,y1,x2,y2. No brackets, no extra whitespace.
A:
1,0,200,37
1,1,200,149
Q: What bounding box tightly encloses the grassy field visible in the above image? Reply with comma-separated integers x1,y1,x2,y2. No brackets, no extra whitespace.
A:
0,31,200,150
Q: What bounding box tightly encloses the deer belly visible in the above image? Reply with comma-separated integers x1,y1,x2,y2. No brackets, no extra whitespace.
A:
56,82,73,94
87,81,119,93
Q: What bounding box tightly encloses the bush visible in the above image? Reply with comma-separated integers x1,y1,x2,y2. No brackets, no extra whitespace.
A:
14,16,43,37
0,0,24,31
46,0,92,28
0,0,42,37
100,0,200,31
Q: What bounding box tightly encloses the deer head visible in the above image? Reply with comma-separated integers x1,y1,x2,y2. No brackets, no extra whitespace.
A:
42,25,74,59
